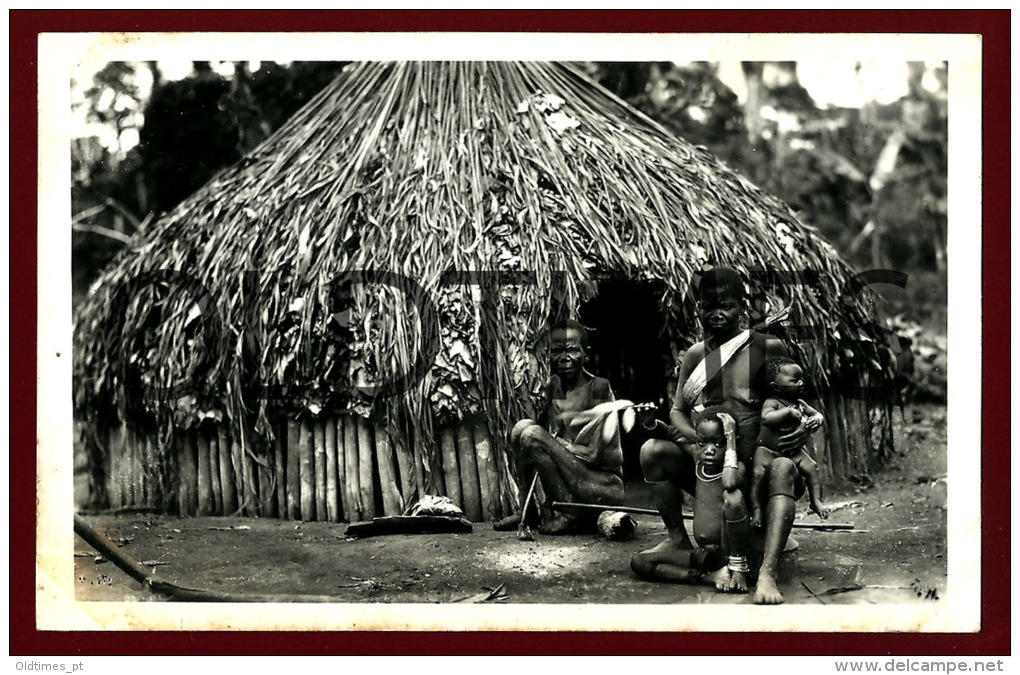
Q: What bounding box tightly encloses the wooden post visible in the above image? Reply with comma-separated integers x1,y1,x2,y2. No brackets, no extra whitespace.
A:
824,395,845,480
325,416,340,522
242,429,260,517
272,423,286,518
342,415,361,521
299,419,315,521
217,425,238,515
456,426,482,522
392,430,417,511
196,429,214,516
209,428,224,515
255,429,274,517
230,432,247,516
313,419,328,521
106,424,123,509
286,418,301,519
374,426,403,516
123,425,136,507
334,417,348,522
473,419,500,521
139,432,152,508
439,428,462,509
175,430,193,516
356,417,376,521
411,424,430,499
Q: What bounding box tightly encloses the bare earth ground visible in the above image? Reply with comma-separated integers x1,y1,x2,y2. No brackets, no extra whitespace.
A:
73,405,947,606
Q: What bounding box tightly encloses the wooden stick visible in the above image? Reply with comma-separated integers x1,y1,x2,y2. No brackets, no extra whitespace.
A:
286,418,301,520
517,472,540,541
456,426,482,522
313,418,327,521
299,419,315,521
325,416,340,522
217,426,236,515
439,428,462,509
374,426,403,516
342,415,361,521
356,417,376,521
473,420,499,521
345,515,473,539
549,501,856,530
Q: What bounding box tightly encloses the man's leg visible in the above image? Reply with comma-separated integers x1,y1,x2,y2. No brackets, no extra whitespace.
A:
754,457,800,605
637,439,696,551
513,425,624,534
493,419,542,531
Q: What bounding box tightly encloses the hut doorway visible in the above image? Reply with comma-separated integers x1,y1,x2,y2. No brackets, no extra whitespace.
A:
580,279,676,482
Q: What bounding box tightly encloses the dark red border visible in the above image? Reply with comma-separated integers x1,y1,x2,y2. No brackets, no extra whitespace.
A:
12,9,1008,656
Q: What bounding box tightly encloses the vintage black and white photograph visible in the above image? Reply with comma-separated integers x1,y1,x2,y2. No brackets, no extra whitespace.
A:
39,31,981,632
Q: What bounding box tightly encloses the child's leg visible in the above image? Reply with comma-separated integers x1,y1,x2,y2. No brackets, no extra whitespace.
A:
718,486,751,593
793,450,828,519
750,447,774,528
630,546,720,584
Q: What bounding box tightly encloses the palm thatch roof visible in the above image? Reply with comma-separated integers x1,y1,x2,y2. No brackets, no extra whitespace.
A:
74,61,885,450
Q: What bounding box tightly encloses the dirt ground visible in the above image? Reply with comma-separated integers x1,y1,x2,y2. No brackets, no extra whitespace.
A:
73,405,947,606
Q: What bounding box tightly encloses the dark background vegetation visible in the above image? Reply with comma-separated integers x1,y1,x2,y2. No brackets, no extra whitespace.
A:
71,60,948,403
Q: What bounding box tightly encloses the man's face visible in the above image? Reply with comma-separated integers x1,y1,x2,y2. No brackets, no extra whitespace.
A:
699,289,742,337
695,420,725,468
771,363,805,397
550,328,586,378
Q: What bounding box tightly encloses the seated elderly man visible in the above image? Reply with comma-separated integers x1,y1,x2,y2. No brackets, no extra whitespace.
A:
495,319,628,535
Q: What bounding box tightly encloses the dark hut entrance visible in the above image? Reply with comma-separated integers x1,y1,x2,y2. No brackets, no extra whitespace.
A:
580,278,676,482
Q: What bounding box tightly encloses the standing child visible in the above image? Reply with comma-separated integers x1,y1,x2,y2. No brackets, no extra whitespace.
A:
752,357,828,527
631,412,752,593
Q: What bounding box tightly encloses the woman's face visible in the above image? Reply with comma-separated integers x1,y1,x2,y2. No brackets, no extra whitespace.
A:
699,291,742,337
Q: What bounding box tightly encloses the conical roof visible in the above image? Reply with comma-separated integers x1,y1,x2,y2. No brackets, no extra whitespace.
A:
74,61,882,440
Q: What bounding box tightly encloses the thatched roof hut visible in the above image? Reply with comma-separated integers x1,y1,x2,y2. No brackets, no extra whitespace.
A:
74,62,894,522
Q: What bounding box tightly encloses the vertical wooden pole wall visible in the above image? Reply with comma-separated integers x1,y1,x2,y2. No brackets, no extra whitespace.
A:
97,412,516,522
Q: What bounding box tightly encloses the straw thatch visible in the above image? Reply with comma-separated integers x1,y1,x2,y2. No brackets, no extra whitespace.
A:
74,62,893,517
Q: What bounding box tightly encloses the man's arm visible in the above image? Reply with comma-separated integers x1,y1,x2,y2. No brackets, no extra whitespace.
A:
592,378,616,406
